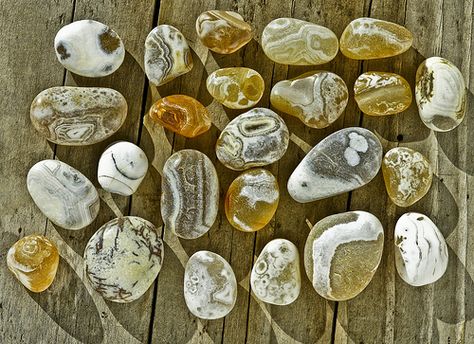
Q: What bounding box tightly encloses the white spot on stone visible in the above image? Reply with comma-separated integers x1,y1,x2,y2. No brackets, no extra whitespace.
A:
344,147,360,166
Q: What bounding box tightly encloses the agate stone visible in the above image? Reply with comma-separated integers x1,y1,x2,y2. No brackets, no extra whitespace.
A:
184,251,237,319
304,211,384,301
84,216,163,303
161,150,219,239
7,234,59,293
30,87,127,145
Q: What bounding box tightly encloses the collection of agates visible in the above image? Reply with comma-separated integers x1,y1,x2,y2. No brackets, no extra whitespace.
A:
7,10,466,320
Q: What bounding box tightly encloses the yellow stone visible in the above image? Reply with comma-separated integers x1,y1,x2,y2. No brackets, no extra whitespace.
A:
354,72,412,116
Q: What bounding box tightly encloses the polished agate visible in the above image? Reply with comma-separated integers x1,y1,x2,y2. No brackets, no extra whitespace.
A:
262,18,338,65
415,57,466,132
161,150,219,239
354,72,412,116
304,211,384,301
270,71,348,128
84,216,163,303
206,67,264,109
145,25,193,86
27,160,100,230
148,95,211,138
225,169,279,232
340,18,413,60
216,108,289,170
7,235,59,292
30,87,127,145
288,127,382,202
196,10,254,54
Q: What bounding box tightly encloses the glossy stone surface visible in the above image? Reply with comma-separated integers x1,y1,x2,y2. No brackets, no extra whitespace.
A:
148,95,211,138
270,71,348,128
262,18,338,65
7,235,59,293
304,211,384,301
196,10,254,54
216,108,289,171
340,18,413,60
225,169,279,232
354,72,412,116
415,57,466,132
27,160,100,230
161,150,219,239
395,213,448,286
98,141,149,196
382,147,432,207
288,127,382,203
30,86,127,145
145,25,193,86
184,251,237,319
251,239,301,305
84,216,163,303
54,20,125,77
206,67,264,109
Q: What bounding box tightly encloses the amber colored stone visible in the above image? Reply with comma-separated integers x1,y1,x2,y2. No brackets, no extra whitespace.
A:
7,234,59,292
148,95,211,138
354,72,412,116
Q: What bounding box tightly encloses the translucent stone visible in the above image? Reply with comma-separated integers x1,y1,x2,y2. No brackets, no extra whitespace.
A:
354,72,412,116
415,57,467,132
84,216,163,303
251,239,301,305
225,169,279,232
340,18,413,60
7,235,59,292
288,127,382,203
216,108,289,171
206,67,264,109
145,25,193,86
148,95,211,138
184,251,237,319
54,20,125,77
270,71,348,128
382,147,432,207
262,18,338,65
161,150,219,239
27,160,100,230
196,10,254,54
304,211,384,301
98,141,149,196
30,87,127,145
395,213,448,286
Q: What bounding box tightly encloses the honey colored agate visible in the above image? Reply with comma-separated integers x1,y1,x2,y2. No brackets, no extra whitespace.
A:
7,235,59,292
148,95,211,138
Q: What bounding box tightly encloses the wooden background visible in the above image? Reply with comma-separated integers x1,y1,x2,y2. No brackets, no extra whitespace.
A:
1,0,473,343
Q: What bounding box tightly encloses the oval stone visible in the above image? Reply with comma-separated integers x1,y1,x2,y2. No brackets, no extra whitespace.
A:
27,160,100,230
395,213,448,286
54,20,125,77
98,141,149,196
340,18,413,60
251,239,301,305
161,150,219,239
354,72,412,116
225,169,279,232
30,86,127,145
288,127,382,203
84,216,163,303
206,67,264,109
184,251,237,319
415,57,466,132
270,71,348,128
216,108,289,171
145,25,193,86
304,211,384,301
262,18,338,65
